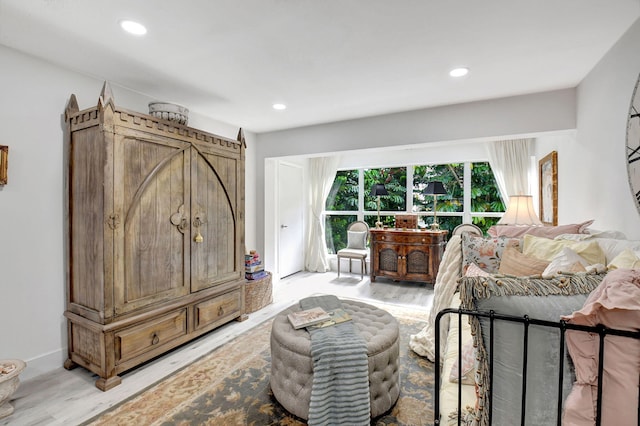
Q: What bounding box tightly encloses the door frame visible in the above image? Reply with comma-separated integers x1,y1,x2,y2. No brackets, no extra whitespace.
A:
263,158,306,281
277,162,304,278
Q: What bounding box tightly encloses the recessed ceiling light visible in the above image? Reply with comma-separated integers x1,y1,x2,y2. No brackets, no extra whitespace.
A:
120,20,147,36
449,67,469,77
272,103,287,110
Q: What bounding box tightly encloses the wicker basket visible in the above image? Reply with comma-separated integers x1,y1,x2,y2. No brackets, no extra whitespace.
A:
244,272,272,313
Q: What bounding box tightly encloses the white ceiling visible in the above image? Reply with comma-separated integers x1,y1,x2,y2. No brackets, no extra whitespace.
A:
0,0,638,133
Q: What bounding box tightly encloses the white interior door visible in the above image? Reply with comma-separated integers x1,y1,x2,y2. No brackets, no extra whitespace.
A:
278,163,304,278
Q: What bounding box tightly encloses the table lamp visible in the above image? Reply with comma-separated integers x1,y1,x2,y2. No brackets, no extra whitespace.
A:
497,195,542,225
424,181,447,230
371,183,388,229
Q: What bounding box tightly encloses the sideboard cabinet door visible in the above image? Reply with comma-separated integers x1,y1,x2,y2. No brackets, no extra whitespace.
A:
370,229,447,283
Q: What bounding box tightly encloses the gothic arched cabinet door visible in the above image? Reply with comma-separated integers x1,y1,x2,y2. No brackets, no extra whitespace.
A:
112,134,243,314
190,144,242,292
113,132,192,316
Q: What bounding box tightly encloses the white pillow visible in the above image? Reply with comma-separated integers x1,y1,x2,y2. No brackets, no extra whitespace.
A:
523,234,606,265
542,247,589,279
347,230,367,249
589,238,640,264
556,229,627,241
607,249,640,270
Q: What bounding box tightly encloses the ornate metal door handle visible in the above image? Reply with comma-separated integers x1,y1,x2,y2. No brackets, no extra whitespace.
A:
170,205,188,234
193,212,205,243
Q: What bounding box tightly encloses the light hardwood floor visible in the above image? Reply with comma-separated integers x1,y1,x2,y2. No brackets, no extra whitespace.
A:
4,271,434,426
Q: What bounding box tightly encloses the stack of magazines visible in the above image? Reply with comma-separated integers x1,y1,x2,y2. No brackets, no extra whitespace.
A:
245,250,268,280
287,307,352,329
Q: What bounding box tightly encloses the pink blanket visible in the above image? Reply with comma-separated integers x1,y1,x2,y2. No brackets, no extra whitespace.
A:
562,268,640,426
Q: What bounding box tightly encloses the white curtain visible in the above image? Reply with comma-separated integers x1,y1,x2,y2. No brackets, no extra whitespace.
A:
305,156,340,272
486,138,533,206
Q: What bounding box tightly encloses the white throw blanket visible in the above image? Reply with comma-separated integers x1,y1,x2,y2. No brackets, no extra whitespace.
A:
409,235,463,361
300,295,370,426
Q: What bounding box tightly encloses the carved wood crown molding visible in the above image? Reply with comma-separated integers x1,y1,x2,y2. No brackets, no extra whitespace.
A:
67,107,242,151
66,81,244,152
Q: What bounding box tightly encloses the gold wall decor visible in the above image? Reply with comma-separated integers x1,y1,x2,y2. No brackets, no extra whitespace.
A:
0,145,7,185
539,150,558,226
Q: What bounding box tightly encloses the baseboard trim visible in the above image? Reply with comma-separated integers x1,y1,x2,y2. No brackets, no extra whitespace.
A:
22,348,67,381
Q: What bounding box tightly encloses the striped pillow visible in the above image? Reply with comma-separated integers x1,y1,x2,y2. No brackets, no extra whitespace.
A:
498,246,549,276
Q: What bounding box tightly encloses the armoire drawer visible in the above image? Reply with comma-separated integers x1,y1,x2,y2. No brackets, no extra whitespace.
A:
194,289,242,331
115,309,188,364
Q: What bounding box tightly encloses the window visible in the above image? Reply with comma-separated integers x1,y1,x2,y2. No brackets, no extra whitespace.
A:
324,162,504,253
470,162,505,230
326,170,359,212
364,167,406,229
413,163,464,230
325,170,359,254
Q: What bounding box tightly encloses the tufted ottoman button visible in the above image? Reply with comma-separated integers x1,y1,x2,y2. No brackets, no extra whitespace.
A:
270,299,400,420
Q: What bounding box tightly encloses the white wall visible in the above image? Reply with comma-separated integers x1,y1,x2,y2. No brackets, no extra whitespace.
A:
0,45,256,380
537,18,640,238
254,90,577,265
261,135,572,279
255,17,640,268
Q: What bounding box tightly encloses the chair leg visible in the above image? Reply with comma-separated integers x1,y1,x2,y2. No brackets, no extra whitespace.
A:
337,256,341,277
349,259,352,273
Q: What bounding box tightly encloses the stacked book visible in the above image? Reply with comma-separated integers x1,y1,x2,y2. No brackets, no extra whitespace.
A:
245,250,268,280
287,307,352,330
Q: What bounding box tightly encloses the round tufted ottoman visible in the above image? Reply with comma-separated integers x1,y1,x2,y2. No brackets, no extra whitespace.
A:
270,299,400,420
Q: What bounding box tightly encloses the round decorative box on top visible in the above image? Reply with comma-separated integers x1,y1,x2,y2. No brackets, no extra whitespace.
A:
148,101,189,125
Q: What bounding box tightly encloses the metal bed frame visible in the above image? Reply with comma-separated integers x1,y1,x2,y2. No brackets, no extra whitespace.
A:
434,308,640,426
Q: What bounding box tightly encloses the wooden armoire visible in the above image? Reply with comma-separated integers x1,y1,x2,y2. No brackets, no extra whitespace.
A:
63,83,246,390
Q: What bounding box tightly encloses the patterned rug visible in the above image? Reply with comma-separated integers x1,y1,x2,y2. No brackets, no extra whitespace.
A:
85,301,434,426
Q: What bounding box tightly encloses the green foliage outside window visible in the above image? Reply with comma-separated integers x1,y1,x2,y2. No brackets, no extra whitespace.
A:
413,163,464,213
364,167,407,212
324,162,504,253
412,163,464,234
470,162,505,230
326,170,359,211
325,215,357,254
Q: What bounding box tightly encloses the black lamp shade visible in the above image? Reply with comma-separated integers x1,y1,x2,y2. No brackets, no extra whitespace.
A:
424,181,447,195
371,183,388,196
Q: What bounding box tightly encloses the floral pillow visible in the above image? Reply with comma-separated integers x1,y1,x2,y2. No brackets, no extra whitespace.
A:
449,342,476,385
465,262,491,277
461,233,520,274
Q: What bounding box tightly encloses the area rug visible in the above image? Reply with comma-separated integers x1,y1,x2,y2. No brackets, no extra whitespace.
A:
85,301,434,426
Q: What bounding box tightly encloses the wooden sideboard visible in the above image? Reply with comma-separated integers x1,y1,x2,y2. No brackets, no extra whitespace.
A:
369,229,447,284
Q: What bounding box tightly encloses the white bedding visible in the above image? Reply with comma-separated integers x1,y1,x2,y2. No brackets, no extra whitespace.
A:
409,235,462,361
439,293,477,425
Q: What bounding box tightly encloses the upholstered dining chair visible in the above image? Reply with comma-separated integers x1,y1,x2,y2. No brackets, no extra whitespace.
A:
337,221,370,279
